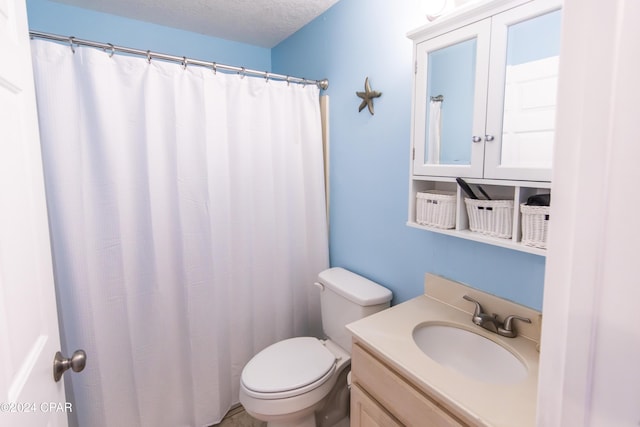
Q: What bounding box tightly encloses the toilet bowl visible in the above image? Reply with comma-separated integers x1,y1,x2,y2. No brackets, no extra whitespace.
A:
240,338,350,427
239,268,392,427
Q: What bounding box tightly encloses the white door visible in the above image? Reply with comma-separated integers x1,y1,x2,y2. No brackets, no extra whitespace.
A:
0,0,73,426
499,55,558,169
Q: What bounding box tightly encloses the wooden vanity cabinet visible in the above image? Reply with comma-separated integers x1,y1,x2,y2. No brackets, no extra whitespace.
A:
350,342,469,427
351,384,401,427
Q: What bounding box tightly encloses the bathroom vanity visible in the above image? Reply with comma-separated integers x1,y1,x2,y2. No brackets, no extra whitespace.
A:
350,344,465,426
346,274,541,427
407,0,562,255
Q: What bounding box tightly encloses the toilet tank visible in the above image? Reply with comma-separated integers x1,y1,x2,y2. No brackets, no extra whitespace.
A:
317,267,392,353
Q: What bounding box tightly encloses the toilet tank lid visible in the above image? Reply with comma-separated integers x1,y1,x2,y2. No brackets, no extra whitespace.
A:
318,267,392,306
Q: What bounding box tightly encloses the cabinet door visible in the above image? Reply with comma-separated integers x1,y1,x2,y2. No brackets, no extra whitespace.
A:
352,344,467,426
484,0,562,181
351,384,402,427
413,19,491,178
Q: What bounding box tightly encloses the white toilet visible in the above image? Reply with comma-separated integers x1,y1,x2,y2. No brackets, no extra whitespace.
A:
239,267,392,427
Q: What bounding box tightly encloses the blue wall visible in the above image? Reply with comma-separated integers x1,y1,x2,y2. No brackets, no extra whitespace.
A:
273,0,546,309
26,0,547,310
26,0,271,71
507,9,562,66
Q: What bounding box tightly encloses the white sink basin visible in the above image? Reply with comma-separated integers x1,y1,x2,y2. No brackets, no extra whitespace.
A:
412,323,527,384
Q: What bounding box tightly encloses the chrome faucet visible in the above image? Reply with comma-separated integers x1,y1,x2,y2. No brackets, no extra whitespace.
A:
498,314,532,338
462,295,531,338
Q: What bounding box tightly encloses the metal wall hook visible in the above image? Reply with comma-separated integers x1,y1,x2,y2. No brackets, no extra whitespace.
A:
106,43,115,58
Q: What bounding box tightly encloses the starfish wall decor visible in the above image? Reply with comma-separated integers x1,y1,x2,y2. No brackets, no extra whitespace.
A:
356,77,382,115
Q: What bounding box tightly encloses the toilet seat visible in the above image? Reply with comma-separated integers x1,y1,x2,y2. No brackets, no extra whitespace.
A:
241,337,337,399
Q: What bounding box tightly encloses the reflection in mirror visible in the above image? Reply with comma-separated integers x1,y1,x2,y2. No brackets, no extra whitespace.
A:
425,38,477,165
501,9,562,169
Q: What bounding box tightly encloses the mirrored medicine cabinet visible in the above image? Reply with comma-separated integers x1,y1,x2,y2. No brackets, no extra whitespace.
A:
407,0,562,255
412,0,561,181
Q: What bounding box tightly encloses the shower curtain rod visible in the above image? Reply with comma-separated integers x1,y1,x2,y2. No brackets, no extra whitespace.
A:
29,31,330,90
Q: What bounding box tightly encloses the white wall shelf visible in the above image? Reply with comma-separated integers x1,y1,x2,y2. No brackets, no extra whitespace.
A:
408,176,550,256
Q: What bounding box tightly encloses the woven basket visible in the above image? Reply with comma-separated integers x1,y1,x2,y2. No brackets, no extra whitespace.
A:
416,191,456,229
464,198,513,239
520,204,550,248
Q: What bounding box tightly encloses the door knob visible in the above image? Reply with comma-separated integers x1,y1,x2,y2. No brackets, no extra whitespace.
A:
485,134,495,142
53,349,86,382
472,136,482,143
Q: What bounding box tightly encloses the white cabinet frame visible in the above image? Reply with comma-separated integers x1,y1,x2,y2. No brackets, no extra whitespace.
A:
412,20,491,178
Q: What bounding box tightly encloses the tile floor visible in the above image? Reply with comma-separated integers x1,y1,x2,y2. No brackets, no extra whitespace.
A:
212,406,265,427
212,405,350,427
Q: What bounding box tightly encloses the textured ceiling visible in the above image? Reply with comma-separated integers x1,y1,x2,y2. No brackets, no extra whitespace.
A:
51,0,341,48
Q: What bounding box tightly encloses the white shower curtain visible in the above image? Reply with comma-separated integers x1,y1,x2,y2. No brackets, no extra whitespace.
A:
30,39,329,427
427,99,442,164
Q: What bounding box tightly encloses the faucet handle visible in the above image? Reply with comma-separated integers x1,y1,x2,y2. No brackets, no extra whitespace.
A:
462,295,484,317
498,315,532,338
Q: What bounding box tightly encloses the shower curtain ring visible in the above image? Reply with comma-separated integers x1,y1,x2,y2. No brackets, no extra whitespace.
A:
146,50,152,64
239,67,246,79
182,57,188,70
212,62,217,74
265,72,270,83
106,43,115,58
286,76,291,86
68,36,76,54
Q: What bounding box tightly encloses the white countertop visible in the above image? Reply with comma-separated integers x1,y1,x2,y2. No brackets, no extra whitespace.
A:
346,293,540,427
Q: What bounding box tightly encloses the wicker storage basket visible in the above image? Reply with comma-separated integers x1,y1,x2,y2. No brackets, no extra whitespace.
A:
464,198,514,239
416,191,456,229
520,204,550,248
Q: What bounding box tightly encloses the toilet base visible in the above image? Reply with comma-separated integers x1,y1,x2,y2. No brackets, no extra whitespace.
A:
244,400,320,427
315,368,350,427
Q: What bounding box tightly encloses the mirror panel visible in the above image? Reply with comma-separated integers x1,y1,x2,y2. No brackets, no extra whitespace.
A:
500,9,562,169
425,37,477,165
